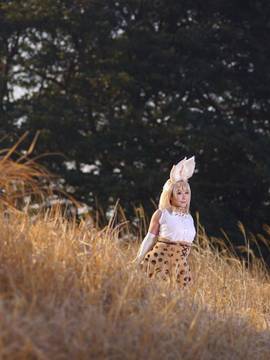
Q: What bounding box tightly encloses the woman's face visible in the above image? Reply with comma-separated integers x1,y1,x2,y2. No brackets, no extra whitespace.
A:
170,183,190,208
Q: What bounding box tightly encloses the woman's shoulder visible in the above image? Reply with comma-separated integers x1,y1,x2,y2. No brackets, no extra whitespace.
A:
150,208,167,224
152,209,162,219
187,212,195,223
157,208,175,217
153,208,170,216
154,208,171,225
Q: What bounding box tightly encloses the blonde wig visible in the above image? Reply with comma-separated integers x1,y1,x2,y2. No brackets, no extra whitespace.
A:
158,180,191,213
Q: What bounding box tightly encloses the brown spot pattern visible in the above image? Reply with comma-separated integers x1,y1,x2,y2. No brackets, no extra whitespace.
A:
139,241,192,288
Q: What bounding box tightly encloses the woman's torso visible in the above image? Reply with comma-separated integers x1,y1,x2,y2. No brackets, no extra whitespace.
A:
158,208,196,244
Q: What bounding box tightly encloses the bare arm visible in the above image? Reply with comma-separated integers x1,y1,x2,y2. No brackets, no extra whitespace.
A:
148,209,162,235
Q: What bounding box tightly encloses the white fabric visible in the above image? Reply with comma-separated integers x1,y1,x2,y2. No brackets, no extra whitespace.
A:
158,209,196,244
170,155,195,182
163,156,195,191
134,232,157,264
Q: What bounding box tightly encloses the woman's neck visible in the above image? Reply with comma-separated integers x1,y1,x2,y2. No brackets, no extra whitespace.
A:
171,205,187,214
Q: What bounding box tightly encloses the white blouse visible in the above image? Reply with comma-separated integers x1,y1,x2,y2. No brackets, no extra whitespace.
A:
158,208,196,244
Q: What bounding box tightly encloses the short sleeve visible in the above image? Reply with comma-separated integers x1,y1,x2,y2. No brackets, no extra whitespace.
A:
158,209,165,225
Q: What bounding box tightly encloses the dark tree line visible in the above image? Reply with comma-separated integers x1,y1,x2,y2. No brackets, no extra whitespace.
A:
0,0,270,253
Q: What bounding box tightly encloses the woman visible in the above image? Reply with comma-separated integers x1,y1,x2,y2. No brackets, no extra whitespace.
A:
132,156,196,288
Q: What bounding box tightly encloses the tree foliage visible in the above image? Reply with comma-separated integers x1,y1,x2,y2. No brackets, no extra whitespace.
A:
0,0,270,243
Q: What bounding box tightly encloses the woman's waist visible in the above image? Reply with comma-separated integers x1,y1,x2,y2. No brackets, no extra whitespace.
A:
157,236,193,247
159,226,196,242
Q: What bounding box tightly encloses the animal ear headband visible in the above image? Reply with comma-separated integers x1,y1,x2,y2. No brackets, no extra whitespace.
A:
163,156,196,192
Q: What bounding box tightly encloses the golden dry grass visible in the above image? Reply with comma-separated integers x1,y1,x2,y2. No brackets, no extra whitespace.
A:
0,206,269,360
0,138,269,359
0,133,80,217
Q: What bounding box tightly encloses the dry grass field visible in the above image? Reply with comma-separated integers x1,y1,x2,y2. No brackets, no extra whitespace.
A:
0,139,269,359
0,206,269,360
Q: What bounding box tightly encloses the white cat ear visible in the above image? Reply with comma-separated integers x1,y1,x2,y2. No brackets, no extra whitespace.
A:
179,156,195,181
169,157,185,182
170,156,195,182
163,155,196,192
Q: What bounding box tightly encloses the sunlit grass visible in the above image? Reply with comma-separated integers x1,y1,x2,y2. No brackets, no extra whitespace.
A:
0,139,269,358
0,205,269,359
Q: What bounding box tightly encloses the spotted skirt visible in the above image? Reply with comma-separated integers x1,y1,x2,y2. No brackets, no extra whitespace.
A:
139,238,192,288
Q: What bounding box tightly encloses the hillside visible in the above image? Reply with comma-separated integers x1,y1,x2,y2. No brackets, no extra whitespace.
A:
0,208,269,359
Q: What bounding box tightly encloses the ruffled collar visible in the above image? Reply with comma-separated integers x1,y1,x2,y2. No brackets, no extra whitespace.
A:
170,206,189,217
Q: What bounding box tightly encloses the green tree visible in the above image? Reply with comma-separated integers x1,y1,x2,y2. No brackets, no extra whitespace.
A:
0,0,269,249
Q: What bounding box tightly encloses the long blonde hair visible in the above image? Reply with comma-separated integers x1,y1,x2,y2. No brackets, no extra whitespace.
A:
158,180,191,213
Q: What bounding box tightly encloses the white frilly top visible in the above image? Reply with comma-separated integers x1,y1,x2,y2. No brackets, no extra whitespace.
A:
158,208,196,244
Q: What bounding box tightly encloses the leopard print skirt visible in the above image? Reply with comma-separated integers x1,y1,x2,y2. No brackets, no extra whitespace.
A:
139,238,192,288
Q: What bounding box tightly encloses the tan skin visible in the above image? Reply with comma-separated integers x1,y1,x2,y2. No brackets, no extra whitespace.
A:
148,186,190,236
